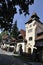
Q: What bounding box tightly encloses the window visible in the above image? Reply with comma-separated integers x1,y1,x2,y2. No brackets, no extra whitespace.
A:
29,37,32,40
28,29,32,33
28,48,31,54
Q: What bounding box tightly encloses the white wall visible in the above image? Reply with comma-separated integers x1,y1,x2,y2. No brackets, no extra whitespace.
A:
25,20,37,53
25,20,43,53
16,42,25,52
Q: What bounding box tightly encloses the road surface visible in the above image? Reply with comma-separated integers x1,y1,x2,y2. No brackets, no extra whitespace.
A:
0,48,28,65
0,48,43,65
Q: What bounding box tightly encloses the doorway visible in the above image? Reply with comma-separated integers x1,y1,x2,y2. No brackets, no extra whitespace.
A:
28,48,31,54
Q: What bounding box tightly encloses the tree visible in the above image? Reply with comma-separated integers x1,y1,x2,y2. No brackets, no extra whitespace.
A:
0,33,2,42
1,31,9,36
0,0,34,31
11,21,19,39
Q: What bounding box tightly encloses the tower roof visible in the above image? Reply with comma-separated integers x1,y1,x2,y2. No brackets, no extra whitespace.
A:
25,12,43,24
31,12,40,19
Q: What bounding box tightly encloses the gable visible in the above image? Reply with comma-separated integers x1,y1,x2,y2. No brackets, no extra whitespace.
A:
36,22,43,34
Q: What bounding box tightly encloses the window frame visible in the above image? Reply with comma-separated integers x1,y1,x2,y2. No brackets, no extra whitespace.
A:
29,37,32,41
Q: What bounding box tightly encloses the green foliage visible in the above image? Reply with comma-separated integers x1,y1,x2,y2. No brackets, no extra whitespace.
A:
1,31,9,36
11,21,19,39
0,33,2,42
0,0,34,31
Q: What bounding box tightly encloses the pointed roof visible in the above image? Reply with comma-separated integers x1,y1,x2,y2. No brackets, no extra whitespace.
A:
2,34,9,40
31,12,40,19
36,35,43,40
18,29,26,39
36,32,43,40
25,12,43,24
25,18,32,24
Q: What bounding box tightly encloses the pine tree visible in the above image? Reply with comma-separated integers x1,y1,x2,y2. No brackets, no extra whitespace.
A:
0,33,2,42
11,21,19,39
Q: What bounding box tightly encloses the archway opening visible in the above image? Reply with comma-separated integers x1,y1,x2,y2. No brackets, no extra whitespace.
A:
28,48,31,54
18,44,23,55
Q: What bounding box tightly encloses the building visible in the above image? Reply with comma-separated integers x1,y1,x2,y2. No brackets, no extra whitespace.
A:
35,32,43,48
16,29,26,52
25,13,43,54
35,32,43,62
1,34,16,52
2,34,11,47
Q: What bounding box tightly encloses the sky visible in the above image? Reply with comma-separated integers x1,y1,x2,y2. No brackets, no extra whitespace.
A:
0,0,43,33
13,0,43,31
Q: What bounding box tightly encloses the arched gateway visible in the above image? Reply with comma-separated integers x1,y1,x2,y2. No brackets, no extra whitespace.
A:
28,48,31,54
